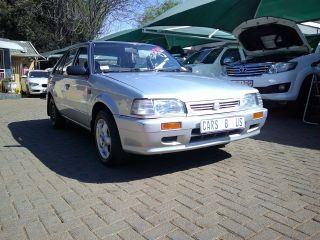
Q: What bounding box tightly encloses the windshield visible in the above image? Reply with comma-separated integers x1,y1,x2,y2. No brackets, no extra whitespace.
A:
93,42,185,73
29,71,49,78
183,49,211,65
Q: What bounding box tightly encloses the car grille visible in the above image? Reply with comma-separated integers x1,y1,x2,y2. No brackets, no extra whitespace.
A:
189,100,240,113
190,128,243,143
226,64,270,77
42,84,47,87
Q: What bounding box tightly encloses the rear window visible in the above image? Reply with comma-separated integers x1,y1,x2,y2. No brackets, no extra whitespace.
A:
29,71,49,78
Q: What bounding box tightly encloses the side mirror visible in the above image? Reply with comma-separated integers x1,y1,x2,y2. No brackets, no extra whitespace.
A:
66,66,88,76
184,66,192,71
222,57,235,65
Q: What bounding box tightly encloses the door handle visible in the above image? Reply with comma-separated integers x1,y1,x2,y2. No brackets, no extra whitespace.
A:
65,84,70,90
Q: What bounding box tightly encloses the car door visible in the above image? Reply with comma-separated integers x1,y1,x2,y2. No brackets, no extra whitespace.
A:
51,48,78,117
64,46,91,128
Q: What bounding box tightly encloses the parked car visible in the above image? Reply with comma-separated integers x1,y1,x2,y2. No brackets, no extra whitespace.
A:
21,70,49,96
183,45,245,78
47,41,267,165
221,17,320,107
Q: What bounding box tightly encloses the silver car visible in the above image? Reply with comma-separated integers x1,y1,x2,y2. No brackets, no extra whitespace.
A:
47,41,267,165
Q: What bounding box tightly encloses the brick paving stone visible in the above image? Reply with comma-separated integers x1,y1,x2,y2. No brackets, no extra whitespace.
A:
25,219,49,240
125,213,153,234
118,228,146,240
69,225,98,240
171,216,202,235
1,98,320,240
271,222,309,240
167,229,194,240
49,232,74,240
309,232,320,240
219,218,255,239
93,220,129,239
143,222,176,240
82,214,108,231
295,220,320,236
193,226,226,240
249,228,281,240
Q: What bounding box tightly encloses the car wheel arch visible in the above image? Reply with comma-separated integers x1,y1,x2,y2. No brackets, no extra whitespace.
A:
91,102,116,133
47,93,53,116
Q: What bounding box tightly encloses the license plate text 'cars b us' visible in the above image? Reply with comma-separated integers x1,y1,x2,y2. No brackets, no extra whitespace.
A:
200,117,245,134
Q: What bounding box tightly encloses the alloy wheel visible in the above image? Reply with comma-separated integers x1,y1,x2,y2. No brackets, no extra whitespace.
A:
96,118,112,160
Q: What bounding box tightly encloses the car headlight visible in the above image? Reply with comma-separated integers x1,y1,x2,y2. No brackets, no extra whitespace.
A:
221,66,227,76
241,93,263,109
29,82,39,87
131,99,186,117
268,62,297,74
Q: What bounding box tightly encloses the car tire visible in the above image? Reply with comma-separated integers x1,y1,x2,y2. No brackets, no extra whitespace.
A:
295,75,313,116
49,97,65,128
94,110,127,165
26,86,30,97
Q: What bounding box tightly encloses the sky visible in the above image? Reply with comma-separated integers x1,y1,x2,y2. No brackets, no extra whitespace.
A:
101,0,167,37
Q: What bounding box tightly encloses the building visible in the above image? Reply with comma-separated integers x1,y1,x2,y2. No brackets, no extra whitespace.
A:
0,38,43,93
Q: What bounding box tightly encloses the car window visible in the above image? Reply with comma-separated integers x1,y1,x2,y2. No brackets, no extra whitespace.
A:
183,49,211,65
74,47,88,69
202,48,224,64
220,48,241,65
29,71,49,78
53,54,67,75
62,48,78,76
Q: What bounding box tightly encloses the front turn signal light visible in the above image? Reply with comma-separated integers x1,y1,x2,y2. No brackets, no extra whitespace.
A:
161,122,182,131
253,112,263,119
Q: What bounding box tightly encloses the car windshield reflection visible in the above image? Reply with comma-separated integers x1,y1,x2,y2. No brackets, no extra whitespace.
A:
93,42,187,73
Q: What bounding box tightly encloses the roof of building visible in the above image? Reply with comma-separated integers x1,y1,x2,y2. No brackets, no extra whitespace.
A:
0,38,42,57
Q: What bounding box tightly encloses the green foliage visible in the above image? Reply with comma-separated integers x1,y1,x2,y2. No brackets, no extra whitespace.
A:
0,0,140,52
138,0,181,27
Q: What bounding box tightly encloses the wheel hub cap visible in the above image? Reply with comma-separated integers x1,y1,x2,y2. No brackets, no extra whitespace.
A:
96,119,111,159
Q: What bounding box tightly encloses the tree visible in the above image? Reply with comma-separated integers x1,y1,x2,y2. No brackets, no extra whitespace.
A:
137,0,181,27
0,0,146,52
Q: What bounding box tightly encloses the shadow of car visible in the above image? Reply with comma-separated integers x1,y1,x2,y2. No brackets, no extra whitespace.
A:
8,119,231,183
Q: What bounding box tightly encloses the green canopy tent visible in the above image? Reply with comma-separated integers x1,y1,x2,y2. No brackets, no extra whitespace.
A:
99,26,236,50
146,0,320,33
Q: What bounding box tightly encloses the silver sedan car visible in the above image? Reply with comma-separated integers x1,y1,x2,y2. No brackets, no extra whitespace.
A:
47,41,267,165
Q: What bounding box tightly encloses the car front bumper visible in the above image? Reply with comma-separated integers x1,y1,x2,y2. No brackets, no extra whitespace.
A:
221,71,299,101
115,108,268,155
29,85,47,94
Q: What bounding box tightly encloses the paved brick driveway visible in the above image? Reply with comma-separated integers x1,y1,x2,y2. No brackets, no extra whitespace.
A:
0,98,319,240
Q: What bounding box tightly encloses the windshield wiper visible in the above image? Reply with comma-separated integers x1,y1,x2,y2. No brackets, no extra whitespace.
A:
102,68,154,73
156,68,189,72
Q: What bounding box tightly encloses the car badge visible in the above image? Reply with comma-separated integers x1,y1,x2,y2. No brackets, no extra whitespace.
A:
240,66,247,73
213,102,220,110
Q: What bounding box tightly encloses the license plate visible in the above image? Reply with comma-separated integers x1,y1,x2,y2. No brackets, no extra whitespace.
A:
232,80,253,87
200,117,245,134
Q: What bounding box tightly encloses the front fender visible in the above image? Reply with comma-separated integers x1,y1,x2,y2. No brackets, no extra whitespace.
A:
91,94,119,117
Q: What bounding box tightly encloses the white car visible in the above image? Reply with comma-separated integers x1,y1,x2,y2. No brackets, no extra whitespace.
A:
183,45,246,78
221,17,320,106
21,70,49,96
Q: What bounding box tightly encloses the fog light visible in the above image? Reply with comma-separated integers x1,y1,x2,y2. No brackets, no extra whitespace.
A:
253,112,263,119
161,122,181,130
278,84,286,91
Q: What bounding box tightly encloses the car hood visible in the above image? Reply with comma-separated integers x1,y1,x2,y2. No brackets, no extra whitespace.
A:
233,17,311,56
28,78,48,83
106,72,257,101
